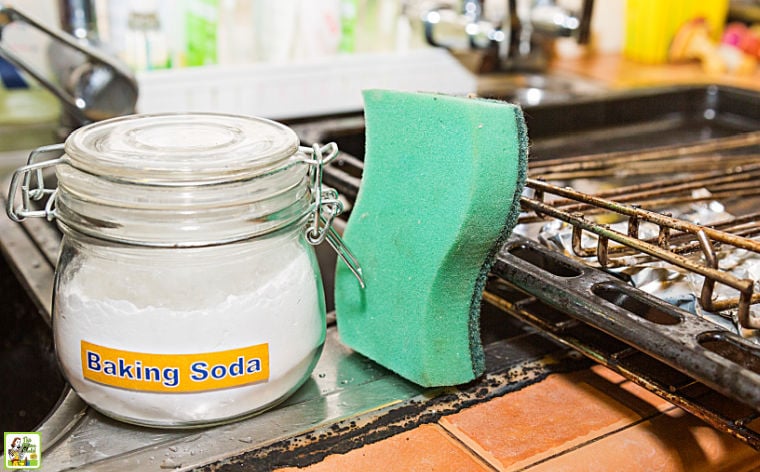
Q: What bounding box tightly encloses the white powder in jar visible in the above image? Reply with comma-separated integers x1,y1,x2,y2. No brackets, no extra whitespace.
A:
54,234,325,427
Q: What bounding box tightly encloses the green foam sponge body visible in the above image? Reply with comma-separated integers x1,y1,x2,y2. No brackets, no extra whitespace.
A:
335,89,528,387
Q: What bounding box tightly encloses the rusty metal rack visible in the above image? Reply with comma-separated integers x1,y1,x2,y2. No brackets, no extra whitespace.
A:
522,130,760,329
519,179,760,329
491,222,760,446
487,132,760,447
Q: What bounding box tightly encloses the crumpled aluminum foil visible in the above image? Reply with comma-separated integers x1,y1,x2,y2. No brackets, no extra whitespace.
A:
523,198,760,342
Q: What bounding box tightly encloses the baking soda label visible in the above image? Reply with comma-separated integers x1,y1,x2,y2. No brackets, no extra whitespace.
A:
80,341,270,393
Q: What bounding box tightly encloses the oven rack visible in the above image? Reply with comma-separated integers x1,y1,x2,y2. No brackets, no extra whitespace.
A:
520,178,760,330
498,135,760,447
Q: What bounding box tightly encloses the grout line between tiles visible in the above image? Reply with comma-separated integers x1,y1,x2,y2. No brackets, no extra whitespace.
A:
436,422,501,472
514,405,679,471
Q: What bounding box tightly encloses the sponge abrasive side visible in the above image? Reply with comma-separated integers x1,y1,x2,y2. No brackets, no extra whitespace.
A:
334,89,529,387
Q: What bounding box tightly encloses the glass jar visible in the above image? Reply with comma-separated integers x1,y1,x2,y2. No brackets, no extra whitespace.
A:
6,113,361,428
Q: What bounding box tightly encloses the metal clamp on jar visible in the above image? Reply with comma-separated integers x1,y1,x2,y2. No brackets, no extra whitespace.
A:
6,113,363,428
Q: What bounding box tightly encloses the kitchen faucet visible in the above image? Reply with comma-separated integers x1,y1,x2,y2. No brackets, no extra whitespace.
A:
57,0,98,40
0,2,137,137
423,0,594,72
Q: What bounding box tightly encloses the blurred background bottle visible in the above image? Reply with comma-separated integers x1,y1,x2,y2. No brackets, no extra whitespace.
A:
624,0,729,63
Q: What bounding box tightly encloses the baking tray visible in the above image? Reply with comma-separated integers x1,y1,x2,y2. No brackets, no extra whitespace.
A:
523,84,760,158
294,85,760,205
299,84,759,157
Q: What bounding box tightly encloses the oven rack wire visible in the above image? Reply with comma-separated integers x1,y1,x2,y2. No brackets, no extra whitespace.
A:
489,134,760,447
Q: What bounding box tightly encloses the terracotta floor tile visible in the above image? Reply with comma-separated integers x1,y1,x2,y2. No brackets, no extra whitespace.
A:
525,407,760,472
439,370,651,471
588,365,674,414
588,364,628,385
276,423,491,472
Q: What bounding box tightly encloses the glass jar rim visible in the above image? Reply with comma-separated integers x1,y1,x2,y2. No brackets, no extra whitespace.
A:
64,112,301,186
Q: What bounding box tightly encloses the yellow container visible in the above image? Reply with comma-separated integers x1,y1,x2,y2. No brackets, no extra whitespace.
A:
624,0,728,63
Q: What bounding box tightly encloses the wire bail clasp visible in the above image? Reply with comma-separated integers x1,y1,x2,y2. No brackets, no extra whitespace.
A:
299,142,365,289
6,143,66,223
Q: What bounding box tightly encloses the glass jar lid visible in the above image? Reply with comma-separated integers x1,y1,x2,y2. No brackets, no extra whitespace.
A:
64,113,300,185
6,113,365,285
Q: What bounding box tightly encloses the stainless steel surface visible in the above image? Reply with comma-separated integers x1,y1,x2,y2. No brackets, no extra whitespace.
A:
0,227,66,436
39,329,427,471
0,216,56,317
476,71,607,105
0,5,137,129
37,390,88,453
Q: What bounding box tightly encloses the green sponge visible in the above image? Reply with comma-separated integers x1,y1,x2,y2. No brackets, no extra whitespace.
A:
334,89,529,387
